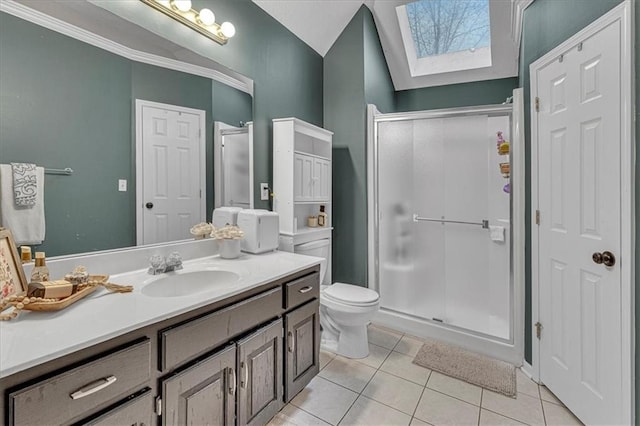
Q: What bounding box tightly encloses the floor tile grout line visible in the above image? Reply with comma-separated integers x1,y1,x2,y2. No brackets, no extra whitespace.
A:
335,349,387,426
540,392,548,426
477,389,484,426
288,403,336,426
409,369,431,424
424,384,482,408
480,407,531,425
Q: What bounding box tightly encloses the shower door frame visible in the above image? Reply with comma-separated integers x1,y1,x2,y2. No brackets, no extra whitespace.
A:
366,95,525,365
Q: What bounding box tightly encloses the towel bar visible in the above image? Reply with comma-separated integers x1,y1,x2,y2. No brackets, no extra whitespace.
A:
44,167,73,175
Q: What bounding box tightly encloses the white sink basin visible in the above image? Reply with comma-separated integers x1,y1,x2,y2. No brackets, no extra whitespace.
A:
141,269,241,297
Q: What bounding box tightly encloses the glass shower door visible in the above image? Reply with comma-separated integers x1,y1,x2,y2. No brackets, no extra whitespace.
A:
376,113,511,340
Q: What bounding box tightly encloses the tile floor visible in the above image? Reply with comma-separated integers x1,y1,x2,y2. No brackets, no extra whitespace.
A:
268,324,583,426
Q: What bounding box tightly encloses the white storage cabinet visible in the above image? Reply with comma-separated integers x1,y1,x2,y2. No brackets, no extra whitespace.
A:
273,118,333,284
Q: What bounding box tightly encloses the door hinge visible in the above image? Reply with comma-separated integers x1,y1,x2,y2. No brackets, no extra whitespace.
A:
535,322,543,339
155,396,162,416
535,209,540,225
535,97,540,112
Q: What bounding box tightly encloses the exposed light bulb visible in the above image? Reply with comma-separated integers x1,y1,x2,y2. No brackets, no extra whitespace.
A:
220,21,235,38
197,8,215,26
171,0,192,13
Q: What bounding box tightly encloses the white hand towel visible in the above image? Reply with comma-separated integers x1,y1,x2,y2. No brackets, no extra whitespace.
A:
489,225,505,242
0,164,45,245
11,162,37,206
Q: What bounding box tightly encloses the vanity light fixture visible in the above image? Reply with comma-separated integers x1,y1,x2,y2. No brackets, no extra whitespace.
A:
139,0,235,45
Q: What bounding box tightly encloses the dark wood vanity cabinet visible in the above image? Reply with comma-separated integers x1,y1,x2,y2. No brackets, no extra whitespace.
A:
161,345,237,425
284,300,321,402
0,265,320,426
237,319,284,426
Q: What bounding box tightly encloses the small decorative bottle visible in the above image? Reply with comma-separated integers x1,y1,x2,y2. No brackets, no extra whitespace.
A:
31,252,50,282
318,205,328,227
20,246,32,264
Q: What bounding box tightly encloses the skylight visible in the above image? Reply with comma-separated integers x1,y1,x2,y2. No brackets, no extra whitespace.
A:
405,0,491,58
396,0,494,77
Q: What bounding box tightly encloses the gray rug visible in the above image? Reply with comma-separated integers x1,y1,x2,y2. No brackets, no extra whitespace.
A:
413,338,517,397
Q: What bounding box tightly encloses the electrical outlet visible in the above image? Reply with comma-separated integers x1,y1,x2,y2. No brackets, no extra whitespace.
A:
118,179,127,192
260,183,269,201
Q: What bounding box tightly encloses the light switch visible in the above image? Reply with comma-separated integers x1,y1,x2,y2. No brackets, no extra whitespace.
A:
260,183,269,201
118,179,127,192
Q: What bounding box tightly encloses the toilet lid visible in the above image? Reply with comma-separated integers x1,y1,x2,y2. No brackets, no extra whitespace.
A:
323,283,379,306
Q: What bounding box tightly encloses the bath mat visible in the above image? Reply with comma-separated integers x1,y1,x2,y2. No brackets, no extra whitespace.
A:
413,338,517,397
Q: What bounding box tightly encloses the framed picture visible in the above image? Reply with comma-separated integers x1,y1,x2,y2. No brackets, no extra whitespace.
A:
0,228,28,300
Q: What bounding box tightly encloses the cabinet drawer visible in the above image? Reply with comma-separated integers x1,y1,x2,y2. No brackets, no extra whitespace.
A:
83,389,153,426
9,339,151,426
161,287,283,371
285,272,319,309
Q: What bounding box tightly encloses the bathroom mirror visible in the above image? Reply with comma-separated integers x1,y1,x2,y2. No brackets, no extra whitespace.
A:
0,2,254,257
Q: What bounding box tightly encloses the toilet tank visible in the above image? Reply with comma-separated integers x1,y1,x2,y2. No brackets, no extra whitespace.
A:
294,238,330,284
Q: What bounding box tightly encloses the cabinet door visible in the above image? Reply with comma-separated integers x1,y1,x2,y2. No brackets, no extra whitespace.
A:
294,154,314,202
237,319,283,426
161,345,236,426
312,158,331,202
284,300,320,402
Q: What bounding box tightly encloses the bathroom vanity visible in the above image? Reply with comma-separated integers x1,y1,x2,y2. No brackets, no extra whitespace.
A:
0,246,321,426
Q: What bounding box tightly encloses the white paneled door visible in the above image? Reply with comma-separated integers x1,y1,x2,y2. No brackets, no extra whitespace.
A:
534,19,623,425
137,101,205,245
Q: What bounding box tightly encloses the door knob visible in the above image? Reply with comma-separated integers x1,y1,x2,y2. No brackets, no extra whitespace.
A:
592,251,615,267
602,251,616,267
145,202,154,209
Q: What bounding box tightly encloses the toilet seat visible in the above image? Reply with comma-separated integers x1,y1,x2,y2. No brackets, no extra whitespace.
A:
322,283,379,307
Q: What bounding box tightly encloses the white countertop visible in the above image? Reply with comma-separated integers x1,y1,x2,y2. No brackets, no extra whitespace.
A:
0,249,322,379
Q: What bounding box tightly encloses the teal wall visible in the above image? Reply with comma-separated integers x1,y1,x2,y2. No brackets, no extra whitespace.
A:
363,11,396,114
324,8,367,286
395,78,519,111
0,12,133,256
324,6,395,286
193,0,324,209
0,12,251,256
636,1,639,421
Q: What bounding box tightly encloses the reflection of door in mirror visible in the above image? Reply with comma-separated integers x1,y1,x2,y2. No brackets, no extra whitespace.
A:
214,122,254,210
136,100,206,245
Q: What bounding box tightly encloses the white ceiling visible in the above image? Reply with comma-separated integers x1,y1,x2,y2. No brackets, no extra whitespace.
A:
252,0,529,90
252,0,366,57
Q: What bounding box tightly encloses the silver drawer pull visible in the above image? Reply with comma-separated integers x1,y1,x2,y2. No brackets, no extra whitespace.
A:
241,362,249,389
229,368,236,395
70,376,117,400
288,331,296,353
298,286,313,294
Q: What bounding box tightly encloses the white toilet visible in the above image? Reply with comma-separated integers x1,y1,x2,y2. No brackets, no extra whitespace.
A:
294,239,380,359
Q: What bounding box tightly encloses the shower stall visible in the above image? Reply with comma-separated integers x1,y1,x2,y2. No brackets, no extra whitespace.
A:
367,91,524,363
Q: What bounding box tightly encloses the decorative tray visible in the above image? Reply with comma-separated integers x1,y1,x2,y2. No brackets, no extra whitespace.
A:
22,275,109,312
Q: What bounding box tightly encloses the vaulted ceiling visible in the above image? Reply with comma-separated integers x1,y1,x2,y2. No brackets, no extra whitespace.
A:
253,0,531,90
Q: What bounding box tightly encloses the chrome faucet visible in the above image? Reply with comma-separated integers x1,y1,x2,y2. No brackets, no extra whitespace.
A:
148,252,183,275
